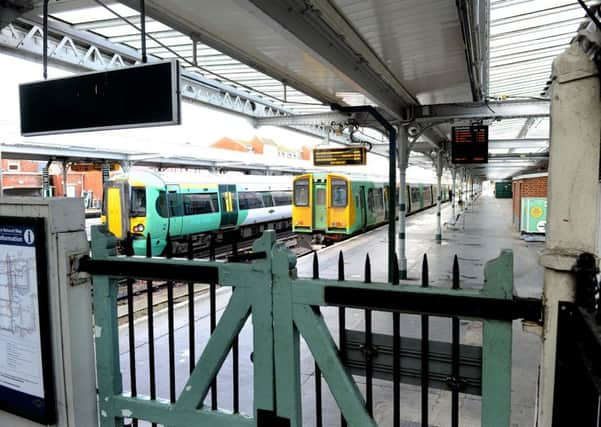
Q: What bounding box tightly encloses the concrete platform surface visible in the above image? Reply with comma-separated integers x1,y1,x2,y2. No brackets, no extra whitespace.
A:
117,191,543,427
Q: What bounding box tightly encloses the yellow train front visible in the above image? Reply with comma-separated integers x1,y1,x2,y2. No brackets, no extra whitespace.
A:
293,173,389,243
293,173,452,243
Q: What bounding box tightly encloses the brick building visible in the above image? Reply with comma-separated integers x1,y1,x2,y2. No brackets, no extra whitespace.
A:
1,160,105,210
512,172,548,229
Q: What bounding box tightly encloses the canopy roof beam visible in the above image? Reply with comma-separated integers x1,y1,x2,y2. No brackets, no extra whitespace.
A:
408,100,549,124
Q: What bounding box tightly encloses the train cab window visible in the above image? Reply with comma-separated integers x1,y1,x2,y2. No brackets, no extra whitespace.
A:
294,179,310,206
239,192,264,210
156,191,168,218
315,188,326,205
261,192,274,207
183,193,219,215
273,191,292,206
130,187,146,217
331,179,347,207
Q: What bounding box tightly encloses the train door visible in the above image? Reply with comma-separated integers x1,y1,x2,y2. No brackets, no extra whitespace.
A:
219,184,238,227
166,185,182,237
313,182,327,231
359,186,367,229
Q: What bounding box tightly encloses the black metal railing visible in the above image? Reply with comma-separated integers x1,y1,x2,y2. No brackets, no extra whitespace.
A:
306,248,540,427
116,232,244,425
553,252,601,427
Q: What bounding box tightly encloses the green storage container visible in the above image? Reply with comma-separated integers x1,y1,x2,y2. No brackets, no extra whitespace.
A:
521,197,547,234
495,181,512,198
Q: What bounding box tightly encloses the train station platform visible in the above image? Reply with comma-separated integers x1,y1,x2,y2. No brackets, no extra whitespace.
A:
292,191,543,426
116,190,543,426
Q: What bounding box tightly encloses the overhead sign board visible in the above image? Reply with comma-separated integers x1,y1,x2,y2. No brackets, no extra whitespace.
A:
20,60,180,136
0,217,55,424
70,162,120,172
313,147,367,166
451,125,488,164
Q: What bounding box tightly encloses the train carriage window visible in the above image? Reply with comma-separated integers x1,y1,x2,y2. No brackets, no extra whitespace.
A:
273,191,292,206
373,188,383,211
315,188,326,205
239,191,264,210
261,192,274,207
130,187,146,217
367,189,374,211
331,179,347,207
294,178,310,206
183,193,219,215
168,191,183,217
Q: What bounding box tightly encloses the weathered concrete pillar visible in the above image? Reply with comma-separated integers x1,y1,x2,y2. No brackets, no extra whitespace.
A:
537,43,601,426
397,126,409,279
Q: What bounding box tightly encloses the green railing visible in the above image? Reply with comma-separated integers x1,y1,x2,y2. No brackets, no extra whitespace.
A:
84,226,540,426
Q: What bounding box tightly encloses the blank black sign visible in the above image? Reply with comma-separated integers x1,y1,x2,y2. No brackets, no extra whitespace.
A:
452,125,488,164
20,60,180,136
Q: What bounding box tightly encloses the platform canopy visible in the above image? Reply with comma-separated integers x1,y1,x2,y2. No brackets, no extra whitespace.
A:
0,0,595,180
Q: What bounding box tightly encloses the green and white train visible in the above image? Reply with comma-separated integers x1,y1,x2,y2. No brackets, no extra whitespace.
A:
103,170,292,255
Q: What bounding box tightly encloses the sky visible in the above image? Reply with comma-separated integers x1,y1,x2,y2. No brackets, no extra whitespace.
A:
0,50,442,182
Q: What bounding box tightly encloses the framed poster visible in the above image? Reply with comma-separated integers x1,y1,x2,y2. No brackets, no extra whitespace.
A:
0,217,55,424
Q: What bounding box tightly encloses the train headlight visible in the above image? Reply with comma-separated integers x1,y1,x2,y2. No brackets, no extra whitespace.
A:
133,223,145,233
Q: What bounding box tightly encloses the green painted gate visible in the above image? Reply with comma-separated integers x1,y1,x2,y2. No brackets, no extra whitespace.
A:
84,227,540,426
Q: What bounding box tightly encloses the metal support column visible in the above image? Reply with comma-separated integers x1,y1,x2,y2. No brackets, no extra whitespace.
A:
332,104,396,282
436,153,442,243
537,43,601,426
451,167,457,224
397,126,409,279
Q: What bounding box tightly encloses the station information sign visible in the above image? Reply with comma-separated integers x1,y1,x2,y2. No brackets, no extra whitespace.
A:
313,147,367,166
0,217,55,424
451,125,488,164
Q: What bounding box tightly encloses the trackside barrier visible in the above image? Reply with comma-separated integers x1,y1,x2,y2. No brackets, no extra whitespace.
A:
82,226,541,427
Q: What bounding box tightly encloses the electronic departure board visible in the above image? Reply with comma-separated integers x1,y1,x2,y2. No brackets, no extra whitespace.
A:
20,60,180,136
451,125,488,164
313,147,367,166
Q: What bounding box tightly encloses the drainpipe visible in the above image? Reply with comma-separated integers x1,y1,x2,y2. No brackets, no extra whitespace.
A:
333,104,397,282
536,43,601,426
62,159,68,197
397,126,409,279
43,159,51,197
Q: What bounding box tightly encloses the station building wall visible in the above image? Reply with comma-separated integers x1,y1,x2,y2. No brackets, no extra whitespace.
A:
1,160,104,209
512,173,548,229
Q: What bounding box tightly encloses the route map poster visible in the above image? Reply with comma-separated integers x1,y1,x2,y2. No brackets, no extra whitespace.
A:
0,218,55,424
